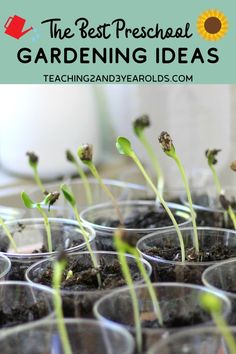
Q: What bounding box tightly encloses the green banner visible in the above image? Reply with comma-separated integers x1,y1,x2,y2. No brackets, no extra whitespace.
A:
0,0,234,83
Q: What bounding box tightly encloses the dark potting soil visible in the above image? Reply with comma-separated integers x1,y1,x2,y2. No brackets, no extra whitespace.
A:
140,307,210,329
196,209,235,229
5,238,82,282
145,243,236,284
146,244,236,263
34,256,140,291
31,255,142,318
95,207,184,229
0,301,50,329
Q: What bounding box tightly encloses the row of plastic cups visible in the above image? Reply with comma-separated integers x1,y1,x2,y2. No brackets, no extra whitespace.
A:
1,220,236,287
0,199,191,282
93,282,231,353
0,282,232,354
14,178,149,217
0,252,151,328
2,176,236,228
0,318,135,354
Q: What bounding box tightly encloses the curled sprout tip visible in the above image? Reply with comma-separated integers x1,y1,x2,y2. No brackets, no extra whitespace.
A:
78,144,93,162
45,192,60,211
133,114,150,136
205,149,221,165
158,131,175,154
66,150,76,163
26,151,39,167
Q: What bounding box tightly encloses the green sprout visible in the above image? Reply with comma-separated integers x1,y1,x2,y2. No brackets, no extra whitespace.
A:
114,230,142,353
78,144,123,224
206,149,236,230
0,217,17,253
159,132,199,254
114,229,163,353
66,149,92,205
21,191,60,252
53,251,72,354
133,115,164,196
116,136,185,262
26,152,47,195
205,149,222,194
200,292,236,354
60,183,101,287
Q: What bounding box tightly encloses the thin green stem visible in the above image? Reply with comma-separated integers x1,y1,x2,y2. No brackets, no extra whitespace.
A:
209,164,236,230
138,132,164,197
212,312,236,354
33,166,45,195
128,246,163,326
74,161,92,205
53,262,73,354
116,243,142,353
209,164,222,195
131,152,185,262
37,206,52,252
172,154,199,253
73,206,102,287
228,206,236,230
0,217,18,253
87,162,124,224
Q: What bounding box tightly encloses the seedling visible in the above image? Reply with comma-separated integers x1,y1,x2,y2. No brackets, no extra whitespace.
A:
0,217,17,252
26,152,47,195
159,131,199,253
133,115,164,196
53,251,72,354
205,149,222,194
114,230,142,353
66,149,92,205
116,136,185,262
78,144,123,224
21,191,60,252
60,183,101,287
114,229,163,353
200,292,236,354
206,150,236,229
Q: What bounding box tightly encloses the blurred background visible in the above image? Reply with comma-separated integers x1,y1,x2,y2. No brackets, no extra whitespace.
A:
0,84,235,191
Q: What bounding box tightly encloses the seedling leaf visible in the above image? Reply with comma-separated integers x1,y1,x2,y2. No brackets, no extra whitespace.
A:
61,184,76,207
21,192,37,209
116,137,133,157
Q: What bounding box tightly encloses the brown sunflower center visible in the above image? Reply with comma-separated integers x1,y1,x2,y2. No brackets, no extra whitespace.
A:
204,17,222,34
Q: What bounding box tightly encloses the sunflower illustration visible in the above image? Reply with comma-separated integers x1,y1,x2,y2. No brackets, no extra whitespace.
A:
197,10,228,41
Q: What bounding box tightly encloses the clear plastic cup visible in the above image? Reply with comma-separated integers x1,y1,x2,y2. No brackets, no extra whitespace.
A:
0,318,134,354
0,281,54,329
94,282,231,353
0,254,11,280
181,185,236,211
202,258,236,325
137,227,236,284
0,218,95,280
26,251,152,318
80,201,191,251
147,326,236,354
0,205,25,221
28,178,146,217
